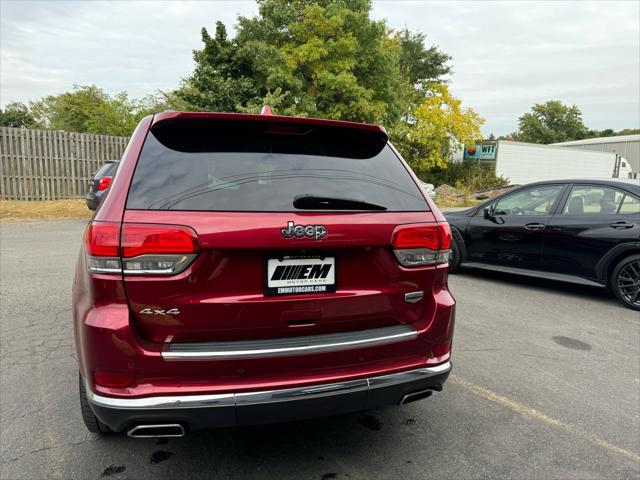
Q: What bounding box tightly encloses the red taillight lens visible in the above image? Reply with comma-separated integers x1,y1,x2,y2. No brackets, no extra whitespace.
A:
392,224,451,250
85,222,120,256
98,176,112,191
392,223,452,267
85,223,201,275
439,223,452,250
121,224,201,258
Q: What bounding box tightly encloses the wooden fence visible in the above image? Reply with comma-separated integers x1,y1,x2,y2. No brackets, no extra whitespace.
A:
0,127,129,201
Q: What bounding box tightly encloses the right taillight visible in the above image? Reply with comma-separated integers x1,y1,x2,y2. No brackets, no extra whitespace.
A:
392,223,452,267
85,222,201,275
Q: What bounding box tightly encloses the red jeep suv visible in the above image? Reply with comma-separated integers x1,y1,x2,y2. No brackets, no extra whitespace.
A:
73,111,455,438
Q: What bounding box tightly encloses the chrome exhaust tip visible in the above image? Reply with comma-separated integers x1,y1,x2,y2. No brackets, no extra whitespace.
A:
127,423,185,438
399,389,433,406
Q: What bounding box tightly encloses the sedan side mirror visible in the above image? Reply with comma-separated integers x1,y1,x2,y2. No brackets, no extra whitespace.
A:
483,206,494,219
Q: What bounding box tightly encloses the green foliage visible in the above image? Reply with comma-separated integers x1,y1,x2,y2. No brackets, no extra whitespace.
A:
176,0,450,126
424,160,509,191
175,22,258,114
515,98,638,143
615,128,640,136
586,127,640,139
31,85,110,133
516,100,588,144
0,102,34,128
391,83,484,172
29,85,173,136
589,128,615,138
397,29,451,93
176,0,478,173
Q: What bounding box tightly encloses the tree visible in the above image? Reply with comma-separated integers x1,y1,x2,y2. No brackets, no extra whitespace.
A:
177,0,450,126
0,102,34,127
177,1,477,176
175,21,258,114
391,83,484,173
615,128,640,136
29,85,172,136
516,100,588,144
586,127,640,139
589,128,615,138
30,85,110,133
397,29,451,92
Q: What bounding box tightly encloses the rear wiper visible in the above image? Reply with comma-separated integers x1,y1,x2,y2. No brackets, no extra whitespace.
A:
293,195,387,211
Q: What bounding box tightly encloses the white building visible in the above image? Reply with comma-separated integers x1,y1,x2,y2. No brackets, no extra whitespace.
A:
551,134,639,174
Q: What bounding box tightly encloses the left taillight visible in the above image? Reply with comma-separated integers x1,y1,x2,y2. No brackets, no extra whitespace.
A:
121,224,201,275
391,223,452,267
97,176,112,191
85,222,122,273
85,222,201,275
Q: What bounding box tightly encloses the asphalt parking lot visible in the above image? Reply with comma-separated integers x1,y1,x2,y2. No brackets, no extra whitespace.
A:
1,219,638,480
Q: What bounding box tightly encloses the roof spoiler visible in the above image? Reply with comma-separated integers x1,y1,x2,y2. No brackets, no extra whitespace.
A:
149,111,388,159
151,111,388,142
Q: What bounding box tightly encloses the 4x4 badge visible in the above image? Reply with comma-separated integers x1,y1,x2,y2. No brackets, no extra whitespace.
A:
281,221,327,240
139,308,180,315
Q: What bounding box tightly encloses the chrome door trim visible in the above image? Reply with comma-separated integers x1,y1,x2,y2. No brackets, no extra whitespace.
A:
461,261,605,287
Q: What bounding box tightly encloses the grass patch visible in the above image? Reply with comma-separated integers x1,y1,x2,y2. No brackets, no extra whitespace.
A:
0,199,92,222
434,195,482,209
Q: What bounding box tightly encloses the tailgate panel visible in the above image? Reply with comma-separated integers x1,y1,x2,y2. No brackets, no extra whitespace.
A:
123,210,438,343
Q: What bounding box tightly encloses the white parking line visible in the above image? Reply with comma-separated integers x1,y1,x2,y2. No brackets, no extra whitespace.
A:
450,374,640,463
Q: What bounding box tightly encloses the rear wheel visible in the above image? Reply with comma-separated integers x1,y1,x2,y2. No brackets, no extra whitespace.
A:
611,254,640,311
448,229,464,273
79,373,111,434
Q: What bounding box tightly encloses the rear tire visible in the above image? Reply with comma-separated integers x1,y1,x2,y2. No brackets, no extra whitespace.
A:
449,229,464,273
611,254,640,311
79,373,111,434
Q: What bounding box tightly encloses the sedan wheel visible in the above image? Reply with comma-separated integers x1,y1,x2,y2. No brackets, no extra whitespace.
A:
448,228,464,273
612,255,640,310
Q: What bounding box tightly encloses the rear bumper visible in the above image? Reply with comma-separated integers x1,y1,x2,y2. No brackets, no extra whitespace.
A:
86,361,451,432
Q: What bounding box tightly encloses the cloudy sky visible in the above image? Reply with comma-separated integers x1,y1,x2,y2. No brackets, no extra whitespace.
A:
1,0,638,135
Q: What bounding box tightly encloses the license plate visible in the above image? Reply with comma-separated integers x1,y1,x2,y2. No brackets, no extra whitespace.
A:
265,256,336,296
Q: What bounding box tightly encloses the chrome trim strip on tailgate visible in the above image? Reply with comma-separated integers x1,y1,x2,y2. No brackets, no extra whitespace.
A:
86,362,451,410
162,324,417,360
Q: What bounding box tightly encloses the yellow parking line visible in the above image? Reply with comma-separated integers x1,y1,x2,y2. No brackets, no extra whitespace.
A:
450,374,640,463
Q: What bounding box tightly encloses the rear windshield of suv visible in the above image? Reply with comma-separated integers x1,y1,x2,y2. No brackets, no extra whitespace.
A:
126,120,428,212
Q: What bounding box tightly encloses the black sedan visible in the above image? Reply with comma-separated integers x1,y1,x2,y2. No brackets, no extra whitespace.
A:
86,160,119,210
446,179,640,310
